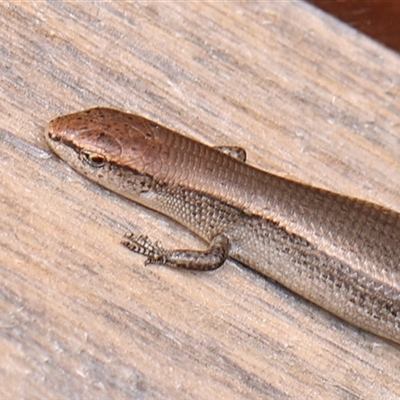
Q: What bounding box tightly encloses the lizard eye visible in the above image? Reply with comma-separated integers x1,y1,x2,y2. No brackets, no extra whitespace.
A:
81,151,106,168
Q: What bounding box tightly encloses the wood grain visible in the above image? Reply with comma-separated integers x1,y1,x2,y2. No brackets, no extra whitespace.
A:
307,0,400,53
1,2,399,399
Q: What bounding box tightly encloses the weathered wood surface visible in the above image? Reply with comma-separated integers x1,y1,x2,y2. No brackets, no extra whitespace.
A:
1,2,399,399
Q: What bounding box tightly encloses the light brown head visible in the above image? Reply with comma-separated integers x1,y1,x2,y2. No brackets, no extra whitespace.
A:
45,107,179,202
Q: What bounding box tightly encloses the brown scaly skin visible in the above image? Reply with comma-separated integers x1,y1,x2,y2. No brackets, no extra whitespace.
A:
45,107,400,345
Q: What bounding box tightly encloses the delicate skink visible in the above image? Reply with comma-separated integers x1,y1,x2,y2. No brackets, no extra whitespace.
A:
45,107,400,345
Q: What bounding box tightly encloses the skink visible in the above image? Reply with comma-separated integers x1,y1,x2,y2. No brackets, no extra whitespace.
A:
45,107,400,345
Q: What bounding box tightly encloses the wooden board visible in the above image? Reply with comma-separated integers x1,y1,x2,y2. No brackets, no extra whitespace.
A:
1,2,399,399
